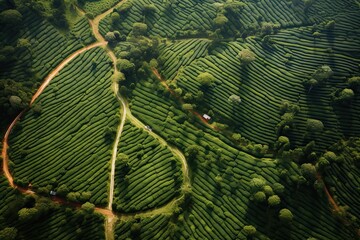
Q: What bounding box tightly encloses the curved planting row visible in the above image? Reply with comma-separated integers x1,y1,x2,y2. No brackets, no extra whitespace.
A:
0,10,84,83
101,0,355,39
81,0,121,16
8,47,120,206
156,9,360,151
322,138,360,226
0,175,105,239
126,78,356,239
70,16,96,46
113,120,182,213
115,214,172,240
105,0,217,38
159,39,211,79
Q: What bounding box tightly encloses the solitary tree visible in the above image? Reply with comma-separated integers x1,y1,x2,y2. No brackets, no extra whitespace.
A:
263,185,274,196
312,65,333,82
253,191,266,203
243,225,256,236
268,195,281,207
306,119,324,133
18,208,39,222
57,184,69,197
273,183,285,194
0,9,22,27
279,208,293,223
214,14,228,28
347,76,360,87
132,22,148,36
300,163,316,180
81,202,95,214
0,227,17,240
116,59,135,73
237,49,256,65
223,0,246,14
228,94,241,104
334,88,354,103
250,178,266,192
105,32,117,42
142,4,157,16
261,22,274,35
111,12,120,24
197,72,215,87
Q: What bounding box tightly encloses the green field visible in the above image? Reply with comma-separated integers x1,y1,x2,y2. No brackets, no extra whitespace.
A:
8,47,120,206
113,120,182,213
1,0,360,239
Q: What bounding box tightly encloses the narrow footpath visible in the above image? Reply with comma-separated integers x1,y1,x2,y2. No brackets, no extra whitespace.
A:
1,2,190,240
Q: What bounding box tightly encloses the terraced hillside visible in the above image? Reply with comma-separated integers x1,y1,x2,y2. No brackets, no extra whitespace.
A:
113,121,182,213
0,175,105,240
8,47,120,206
0,7,94,131
1,0,360,239
124,79,357,239
156,12,360,151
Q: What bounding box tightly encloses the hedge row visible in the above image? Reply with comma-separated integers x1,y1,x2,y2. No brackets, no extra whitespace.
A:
8,47,120,206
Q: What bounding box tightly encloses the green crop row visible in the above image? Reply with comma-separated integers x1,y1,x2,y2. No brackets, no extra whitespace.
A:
0,10,83,85
0,175,105,239
113,120,182,213
115,214,172,240
82,0,120,16
126,78,356,239
8,47,120,206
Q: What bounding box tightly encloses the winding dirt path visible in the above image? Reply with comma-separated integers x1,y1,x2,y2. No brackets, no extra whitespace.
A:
30,42,106,105
1,2,190,239
151,68,219,131
107,84,126,212
115,91,190,187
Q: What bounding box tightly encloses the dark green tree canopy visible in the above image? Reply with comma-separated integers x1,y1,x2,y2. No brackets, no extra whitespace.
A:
196,72,215,87
0,9,22,27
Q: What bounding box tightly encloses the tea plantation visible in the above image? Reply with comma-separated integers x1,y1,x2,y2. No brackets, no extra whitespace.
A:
8,47,120,206
113,120,182,213
1,0,360,239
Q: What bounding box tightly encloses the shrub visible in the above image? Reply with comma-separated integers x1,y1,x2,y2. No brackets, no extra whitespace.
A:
214,15,228,28
116,59,135,73
18,208,39,222
263,185,274,196
273,183,285,194
300,163,316,180
243,225,256,236
253,191,266,203
132,22,148,36
0,9,22,27
196,72,215,87
250,178,266,192
228,94,241,104
268,195,281,207
0,227,17,240
334,88,354,103
279,208,293,223
312,65,333,82
306,119,324,133
237,49,256,65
